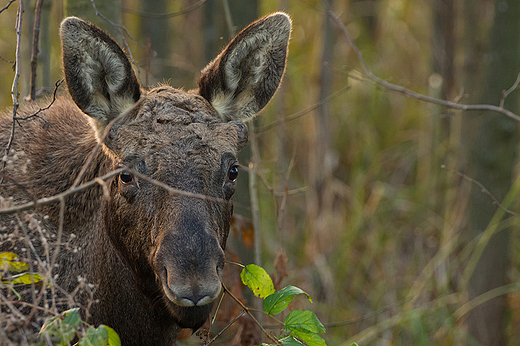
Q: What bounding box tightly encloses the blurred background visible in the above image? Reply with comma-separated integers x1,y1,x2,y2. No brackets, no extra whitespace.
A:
1,0,520,345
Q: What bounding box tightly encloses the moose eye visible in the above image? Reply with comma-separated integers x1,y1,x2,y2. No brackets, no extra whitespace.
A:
228,166,239,182
119,172,135,185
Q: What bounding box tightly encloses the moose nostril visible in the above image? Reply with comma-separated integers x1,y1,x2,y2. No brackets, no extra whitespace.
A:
182,294,205,305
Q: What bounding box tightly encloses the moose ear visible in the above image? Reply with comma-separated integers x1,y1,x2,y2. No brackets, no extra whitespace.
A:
198,12,291,121
60,17,141,129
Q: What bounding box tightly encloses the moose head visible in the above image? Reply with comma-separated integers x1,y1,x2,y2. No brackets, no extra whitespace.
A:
56,13,291,338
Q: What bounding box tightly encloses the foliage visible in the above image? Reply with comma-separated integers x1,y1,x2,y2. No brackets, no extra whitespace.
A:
0,252,121,346
39,308,121,346
240,264,328,346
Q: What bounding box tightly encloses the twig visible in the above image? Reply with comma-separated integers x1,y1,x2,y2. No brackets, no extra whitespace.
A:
122,0,210,19
222,285,282,345
29,0,44,101
0,164,236,216
15,79,63,121
0,0,16,14
204,310,245,345
130,169,229,203
0,168,123,215
89,0,142,82
500,72,520,109
248,121,262,267
15,213,37,328
0,54,14,64
49,197,65,312
322,1,520,123
2,0,23,181
256,85,351,132
441,165,520,218
222,0,236,37
9,300,59,316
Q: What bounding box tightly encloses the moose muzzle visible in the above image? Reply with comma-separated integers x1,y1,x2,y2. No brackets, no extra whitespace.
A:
155,218,225,308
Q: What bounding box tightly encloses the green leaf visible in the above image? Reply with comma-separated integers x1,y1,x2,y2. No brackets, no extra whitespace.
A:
39,308,81,345
61,308,81,329
78,325,120,346
105,325,121,346
79,326,108,346
284,310,326,334
263,285,312,315
279,335,306,345
259,336,305,346
240,264,275,298
9,273,43,284
290,330,327,346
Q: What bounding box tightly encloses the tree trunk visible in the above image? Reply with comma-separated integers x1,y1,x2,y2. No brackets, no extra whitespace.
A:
462,1,520,344
140,0,170,86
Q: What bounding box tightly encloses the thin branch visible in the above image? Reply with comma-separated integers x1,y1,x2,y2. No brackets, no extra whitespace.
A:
15,79,63,121
89,0,142,81
0,54,14,64
500,72,520,109
222,285,282,346
222,0,236,37
0,168,123,215
0,0,16,14
322,1,520,123
29,0,44,101
130,169,229,204
204,310,245,345
9,300,59,316
442,165,520,218
2,0,23,181
256,85,351,132
0,164,236,216
122,0,210,19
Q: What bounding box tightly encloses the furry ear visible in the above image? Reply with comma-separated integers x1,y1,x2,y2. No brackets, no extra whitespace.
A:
60,17,141,129
198,12,291,121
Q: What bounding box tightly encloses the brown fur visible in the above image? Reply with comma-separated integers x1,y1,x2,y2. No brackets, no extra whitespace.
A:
0,13,290,345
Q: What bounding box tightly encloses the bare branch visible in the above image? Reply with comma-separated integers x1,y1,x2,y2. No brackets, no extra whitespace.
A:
0,0,16,14
222,0,236,37
2,0,23,182
222,284,282,346
15,79,63,121
322,1,520,123
0,169,123,215
122,0,210,19
500,73,520,109
29,0,44,101
89,0,142,81
130,169,229,203
204,310,245,345
256,85,351,132
442,165,520,218
0,54,14,64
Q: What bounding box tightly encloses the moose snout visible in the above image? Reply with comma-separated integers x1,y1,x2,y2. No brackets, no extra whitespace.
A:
155,222,225,308
166,279,221,307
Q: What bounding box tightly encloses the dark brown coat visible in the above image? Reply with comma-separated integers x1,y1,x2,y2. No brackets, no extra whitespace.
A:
0,13,290,345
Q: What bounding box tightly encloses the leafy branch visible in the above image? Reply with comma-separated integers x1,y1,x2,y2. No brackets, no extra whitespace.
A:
232,263,330,346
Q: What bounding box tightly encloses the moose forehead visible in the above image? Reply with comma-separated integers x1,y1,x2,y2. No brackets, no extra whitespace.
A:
110,86,244,164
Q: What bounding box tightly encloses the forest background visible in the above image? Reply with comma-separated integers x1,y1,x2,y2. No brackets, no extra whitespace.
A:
0,0,519,345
